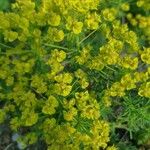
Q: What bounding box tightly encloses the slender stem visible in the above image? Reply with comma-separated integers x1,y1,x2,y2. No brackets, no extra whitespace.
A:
79,30,97,44
100,70,109,77
105,65,117,72
31,87,47,100
99,71,109,80
4,143,14,150
44,43,69,50
0,43,12,49
115,124,129,131
0,50,33,55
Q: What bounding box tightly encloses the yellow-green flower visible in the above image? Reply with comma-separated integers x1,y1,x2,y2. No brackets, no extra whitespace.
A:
102,8,117,22
72,21,83,34
85,12,101,30
53,83,72,97
121,74,136,90
48,12,61,26
66,17,83,34
48,28,64,42
4,30,18,42
63,107,77,121
54,73,73,84
51,49,66,62
121,3,130,11
42,96,59,115
138,82,150,98
141,48,150,64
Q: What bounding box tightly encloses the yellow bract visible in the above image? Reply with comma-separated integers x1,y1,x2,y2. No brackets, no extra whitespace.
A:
42,96,59,115
53,83,72,97
48,12,61,26
66,17,83,34
138,82,150,98
85,12,101,30
121,74,136,90
121,3,130,11
4,31,18,42
54,73,73,84
141,48,150,64
119,56,138,70
48,28,64,42
63,107,77,121
51,49,66,62
21,109,38,126
103,8,117,22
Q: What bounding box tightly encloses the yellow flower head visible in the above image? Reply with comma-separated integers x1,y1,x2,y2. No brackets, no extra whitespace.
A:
121,3,130,11
48,12,61,26
141,48,150,64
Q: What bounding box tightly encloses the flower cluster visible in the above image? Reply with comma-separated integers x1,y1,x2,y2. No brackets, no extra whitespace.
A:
0,0,149,149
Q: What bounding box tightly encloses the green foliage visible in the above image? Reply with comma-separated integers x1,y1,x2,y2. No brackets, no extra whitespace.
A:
0,0,9,11
121,95,150,132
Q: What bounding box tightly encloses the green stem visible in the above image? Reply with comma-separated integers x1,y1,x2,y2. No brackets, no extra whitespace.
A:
79,30,97,44
105,65,117,72
4,143,14,150
0,50,33,55
44,43,69,50
115,124,129,131
0,43,12,49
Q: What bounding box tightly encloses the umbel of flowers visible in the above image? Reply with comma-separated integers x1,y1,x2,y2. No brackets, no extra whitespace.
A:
0,0,149,149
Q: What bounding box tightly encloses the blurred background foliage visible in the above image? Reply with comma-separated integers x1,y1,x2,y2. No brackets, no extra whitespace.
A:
0,0,9,11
